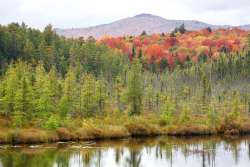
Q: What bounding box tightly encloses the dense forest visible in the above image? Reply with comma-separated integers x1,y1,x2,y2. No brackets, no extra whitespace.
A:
1,23,250,143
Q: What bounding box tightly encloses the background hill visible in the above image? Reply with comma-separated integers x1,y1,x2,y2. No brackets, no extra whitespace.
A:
55,14,249,38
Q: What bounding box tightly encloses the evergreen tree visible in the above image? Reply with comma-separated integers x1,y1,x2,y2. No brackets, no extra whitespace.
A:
23,39,34,61
34,63,53,115
160,96,175,124
43,24,54,46
96,78,107,114
144,84,154,112
179,24,186,34
58,67,77,117
12,76,33,127
14,76,33,113
114,76,124,112
125,58,143,115
2,65,19,115
81,74,97,117
140,30,147,36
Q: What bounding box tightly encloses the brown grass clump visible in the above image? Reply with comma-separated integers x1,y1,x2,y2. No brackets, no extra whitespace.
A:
0,129,11,143
11,128,58,144
56,127,76,141
75,122,129,140
125,117,161,136
239,122,250,134
224,129,240,136
0,117,10,128
167,124,212,136
75,124,103,140
100,125,129,138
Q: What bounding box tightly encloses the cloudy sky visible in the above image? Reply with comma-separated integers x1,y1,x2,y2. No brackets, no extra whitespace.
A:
1,0,250,30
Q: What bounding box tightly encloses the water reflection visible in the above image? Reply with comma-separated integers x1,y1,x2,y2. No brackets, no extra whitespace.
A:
0,136,250,167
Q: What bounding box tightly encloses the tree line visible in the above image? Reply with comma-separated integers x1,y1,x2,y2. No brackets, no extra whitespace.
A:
1,23,250,129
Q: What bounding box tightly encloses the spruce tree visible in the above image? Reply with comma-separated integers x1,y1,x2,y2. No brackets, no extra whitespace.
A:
96,78,107,114
2,65,19,115
13,76,33,127
160,96,175,124
125,58,143,115
59,67,77,117
81,74,97,117
34,63,54,115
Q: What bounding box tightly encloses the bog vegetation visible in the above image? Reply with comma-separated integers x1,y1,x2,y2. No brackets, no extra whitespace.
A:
0,23,250,143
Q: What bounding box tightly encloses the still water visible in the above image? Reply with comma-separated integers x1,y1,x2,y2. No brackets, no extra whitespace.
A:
0,136,250,167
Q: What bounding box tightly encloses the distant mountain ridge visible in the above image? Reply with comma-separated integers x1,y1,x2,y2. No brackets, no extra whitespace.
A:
55,14,250,38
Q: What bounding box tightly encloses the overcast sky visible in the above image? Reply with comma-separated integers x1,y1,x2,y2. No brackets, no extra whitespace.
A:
1,0,250,30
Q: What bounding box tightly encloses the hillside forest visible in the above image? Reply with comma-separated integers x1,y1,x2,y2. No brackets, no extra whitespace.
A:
1,23,250,143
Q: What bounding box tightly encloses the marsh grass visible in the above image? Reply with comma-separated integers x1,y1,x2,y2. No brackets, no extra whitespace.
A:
0,113,250,144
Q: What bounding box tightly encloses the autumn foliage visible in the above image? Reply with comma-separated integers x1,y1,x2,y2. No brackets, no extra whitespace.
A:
100,28,249,68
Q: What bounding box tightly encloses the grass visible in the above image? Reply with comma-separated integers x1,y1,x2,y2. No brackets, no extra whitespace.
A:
0,113,250,144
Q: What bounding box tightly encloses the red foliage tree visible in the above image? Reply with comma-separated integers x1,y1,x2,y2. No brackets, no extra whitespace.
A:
145,44,164,63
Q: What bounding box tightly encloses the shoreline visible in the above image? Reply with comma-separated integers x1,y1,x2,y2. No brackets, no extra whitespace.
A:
1,124,250,145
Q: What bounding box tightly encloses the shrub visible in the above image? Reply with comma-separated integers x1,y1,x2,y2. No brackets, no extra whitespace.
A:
44,115,59,130
160,96,175,125
179,103,191,124
11,111,25,128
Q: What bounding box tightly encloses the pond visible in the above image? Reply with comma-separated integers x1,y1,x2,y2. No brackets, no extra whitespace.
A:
0,136,250,167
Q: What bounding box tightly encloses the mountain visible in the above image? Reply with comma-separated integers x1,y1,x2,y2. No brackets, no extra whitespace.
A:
54,14,246,38
239,24,250,30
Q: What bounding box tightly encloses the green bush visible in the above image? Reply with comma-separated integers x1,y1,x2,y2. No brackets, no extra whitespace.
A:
44,115,59,130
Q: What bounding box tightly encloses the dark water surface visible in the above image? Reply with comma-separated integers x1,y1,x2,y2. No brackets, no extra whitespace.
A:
0,136,250,167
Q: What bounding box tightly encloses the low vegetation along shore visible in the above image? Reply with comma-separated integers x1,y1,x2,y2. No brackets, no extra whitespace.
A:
1,24,250,144
1,113,250,144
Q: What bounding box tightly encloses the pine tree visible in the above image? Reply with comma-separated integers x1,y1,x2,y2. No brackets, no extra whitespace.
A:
230,92,240,120
144,84,154,112
132,45,136,59
179,103,191,124
36,79,54,114
59,67,77,117
179,24,186,34
200,68,211,113
14,76,33,113
125,58,143,115
47,66,60,104
160,96,175,124
2,65,19,115
12,76,33,127
96,78,107,114
34,63,54,115
114,76,124,112
43,24,54,46
81,74,97,117
23,39,34,61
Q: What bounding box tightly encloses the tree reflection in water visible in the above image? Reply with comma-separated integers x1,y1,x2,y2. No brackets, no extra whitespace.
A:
0,136,250,167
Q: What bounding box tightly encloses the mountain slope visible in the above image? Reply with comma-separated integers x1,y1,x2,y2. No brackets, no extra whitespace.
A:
54,14,242,38
239,24,250,30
